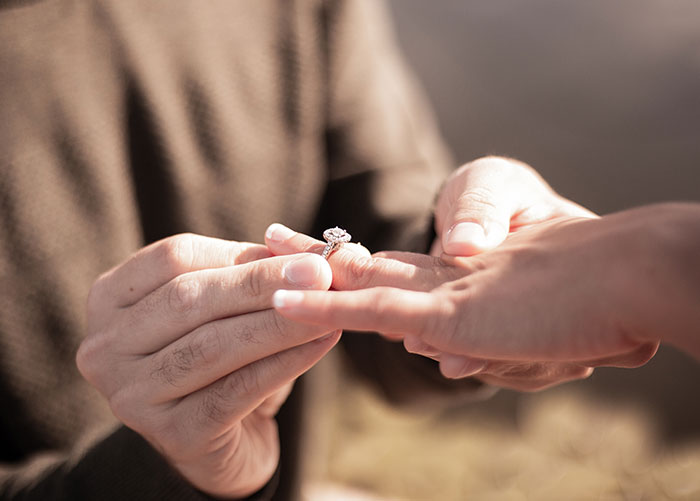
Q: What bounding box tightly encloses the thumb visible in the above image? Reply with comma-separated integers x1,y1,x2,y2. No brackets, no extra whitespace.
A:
437,164,514,256
439,189,511,256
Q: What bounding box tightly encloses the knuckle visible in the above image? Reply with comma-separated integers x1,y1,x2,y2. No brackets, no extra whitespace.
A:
151,345,198,387
226,365,262,399
199,364,263,424
158,233,197,275
167,275,202,316
344,255,377,289
239,262,268,298
151,325,224,386
457,187,499,214
260,312,288,341
75,332,109,385
200,387,228,424
195,323,227,364
233,323,260,346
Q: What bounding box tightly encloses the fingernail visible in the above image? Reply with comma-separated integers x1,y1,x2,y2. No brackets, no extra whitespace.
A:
404,335,440,357
283,254,330,287
266,223,296,243
273,289,305,309
445,222,487,253
441,354,487,379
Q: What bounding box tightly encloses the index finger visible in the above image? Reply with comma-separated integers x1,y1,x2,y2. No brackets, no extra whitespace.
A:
95,234,272,307
272,287,452,340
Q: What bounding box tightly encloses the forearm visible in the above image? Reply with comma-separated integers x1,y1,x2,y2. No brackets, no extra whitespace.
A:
620,202,700,358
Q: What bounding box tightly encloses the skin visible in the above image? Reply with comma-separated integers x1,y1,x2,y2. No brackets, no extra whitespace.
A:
76,234,338,499
268,158,700,390
434,156,594,256
77,155,583,495
75,156,698,497
265,156,607,391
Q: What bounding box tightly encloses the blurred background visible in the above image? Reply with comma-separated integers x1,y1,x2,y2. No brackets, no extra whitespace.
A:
316,1,700,499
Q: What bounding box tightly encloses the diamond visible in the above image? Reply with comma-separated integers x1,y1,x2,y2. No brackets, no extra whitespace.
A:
321,227,351,259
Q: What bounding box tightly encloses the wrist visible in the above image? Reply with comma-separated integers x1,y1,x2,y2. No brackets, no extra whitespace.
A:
615,203,700,352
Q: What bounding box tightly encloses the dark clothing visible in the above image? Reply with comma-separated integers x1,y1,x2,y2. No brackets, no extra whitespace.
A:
0,1,477,499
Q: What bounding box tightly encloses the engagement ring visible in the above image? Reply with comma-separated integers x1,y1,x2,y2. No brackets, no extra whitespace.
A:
321,227,352,259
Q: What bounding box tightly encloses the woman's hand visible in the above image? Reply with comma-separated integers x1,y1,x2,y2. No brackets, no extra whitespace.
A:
267,214,669,391
77,234,339,498
434,156,596,256
429,155,602,388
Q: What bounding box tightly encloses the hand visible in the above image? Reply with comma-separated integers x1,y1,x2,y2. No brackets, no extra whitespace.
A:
434,156,596,256
433,156,597,387
266,219,660,391
76,234,340,498
430,155,600,388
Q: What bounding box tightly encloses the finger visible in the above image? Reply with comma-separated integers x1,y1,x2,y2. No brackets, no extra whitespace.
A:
95,234,272,307
169,331,341,440
265,223,370,258
142,310,337,402
265,223,448,291
273,288,452,342
438,353,487,379
403,335,442,358
436,159,516,256
579,342,659,368
119,253,332,354
476,364,593,392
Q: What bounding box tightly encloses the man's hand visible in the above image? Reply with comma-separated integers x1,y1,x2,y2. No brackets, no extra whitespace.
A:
434,156,596,256
266,221,660,392
76,234,340,498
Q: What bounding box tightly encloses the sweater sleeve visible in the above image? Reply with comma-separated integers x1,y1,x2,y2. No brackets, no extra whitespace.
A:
317,0,452,252
0,427,278,501
319,0,493,406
